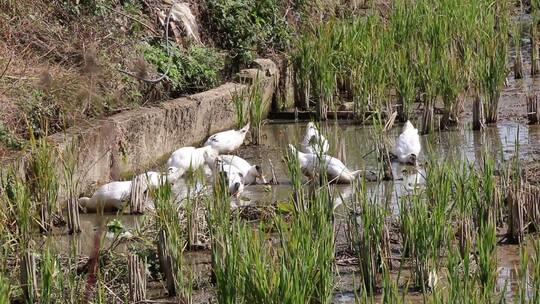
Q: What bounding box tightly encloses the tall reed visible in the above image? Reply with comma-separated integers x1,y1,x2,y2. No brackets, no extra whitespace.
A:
292,0,510,130
153,182,191,301
348,180,388,293
232,89,247,129
476,219,497,301
27,137,59,233
531,238,540,302
249,78,264,144
206,171,241,304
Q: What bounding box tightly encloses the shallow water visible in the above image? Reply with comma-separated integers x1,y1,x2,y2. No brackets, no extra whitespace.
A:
55,120,539,302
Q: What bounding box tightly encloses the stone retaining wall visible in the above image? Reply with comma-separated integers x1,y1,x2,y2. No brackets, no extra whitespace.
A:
2,59,279,197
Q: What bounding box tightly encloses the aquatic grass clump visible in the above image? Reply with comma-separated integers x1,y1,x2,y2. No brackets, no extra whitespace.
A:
1,168,35,249
292,0,510,131
27,137,59,233
206,172,242,304
347,180,389,293
232,88,247,129
476,219,498,301
152,182,191,301
249,78,265,145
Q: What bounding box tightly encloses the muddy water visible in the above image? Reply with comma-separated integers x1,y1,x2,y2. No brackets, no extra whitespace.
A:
55,120,540,302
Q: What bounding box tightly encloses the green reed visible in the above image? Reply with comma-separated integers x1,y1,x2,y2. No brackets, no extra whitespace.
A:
292,0,510,130
232,89,247,129
515,243,528,304
27,137,59,233
152,182,191,301
40,241,60,303
206,171,241,304
2,168,34,249
348,180,388,293
285,146,305,210
249,78,264,144
476,219,497,301
275,184,334,303
0,273,9,303
532,238,540,302
235,223,280,303
446,229,476,303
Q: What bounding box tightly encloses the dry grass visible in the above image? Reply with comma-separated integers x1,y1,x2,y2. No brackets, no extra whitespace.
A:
0,0,158,151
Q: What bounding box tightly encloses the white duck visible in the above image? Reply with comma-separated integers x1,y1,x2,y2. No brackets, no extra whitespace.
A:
288,145,363,183
394,120,421,165
301,122,329,155
78,168,180,213
220,155,267,185
167,145,219,176
204,123,250,154
215,163,245,198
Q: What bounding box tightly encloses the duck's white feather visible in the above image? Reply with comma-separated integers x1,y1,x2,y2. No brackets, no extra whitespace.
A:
167,145,218,175
221,155,266,184
289,144,360,183
204,123,250,154
215,163,245,197
394,121,421,163
79,170,178,212
301,122,329,155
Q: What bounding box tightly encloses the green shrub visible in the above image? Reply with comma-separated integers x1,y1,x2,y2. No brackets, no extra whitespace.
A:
144,44,224,94
202,0,291,65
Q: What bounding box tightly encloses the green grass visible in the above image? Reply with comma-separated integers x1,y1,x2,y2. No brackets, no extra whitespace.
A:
292,0,510,130
144,44,224,94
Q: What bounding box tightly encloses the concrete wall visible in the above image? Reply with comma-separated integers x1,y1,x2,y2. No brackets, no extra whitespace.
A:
2,59,278,196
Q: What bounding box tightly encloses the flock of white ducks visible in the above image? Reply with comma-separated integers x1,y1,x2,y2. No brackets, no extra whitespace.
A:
79,121,421,212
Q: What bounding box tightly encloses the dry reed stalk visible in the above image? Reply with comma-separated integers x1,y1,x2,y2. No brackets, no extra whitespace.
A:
421,104,434,134
40,200,51,234
130,175,148,214
532,33,540,76
514,49,524,79
157,230,176,296
67,196,81,234
20,251,38,302
187,199,199,249
527,93,540,124
507,185,525,244
128,253,147,302
457,218,474,258
473,94,485,130
268,159,279,185
378,141,393,181
382,222,392,270
524,183,540,232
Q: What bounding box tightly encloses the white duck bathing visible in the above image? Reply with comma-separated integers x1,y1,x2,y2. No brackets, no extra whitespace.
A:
220,155,267,185
288,144,364,183
167,145,219,176
394,120,421,165
78,168,180,213
215,163,245,198
301,122,329,155
204,123,250,154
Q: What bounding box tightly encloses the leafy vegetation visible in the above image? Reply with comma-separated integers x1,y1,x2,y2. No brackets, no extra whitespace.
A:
144,44,224,94
202,0,291,66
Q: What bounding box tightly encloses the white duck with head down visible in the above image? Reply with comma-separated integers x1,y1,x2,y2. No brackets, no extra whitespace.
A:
301,122,329,155
394,120,421,165
166,145,219,176
204,123,250,154
220,155,266,185
78,168,180,213
288,144,363,183
214,162,245,198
